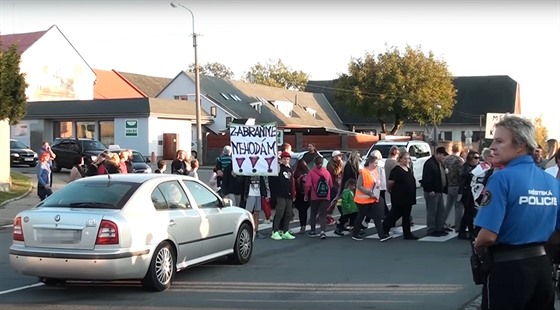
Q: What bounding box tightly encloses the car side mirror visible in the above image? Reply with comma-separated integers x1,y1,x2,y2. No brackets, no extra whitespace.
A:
146,158,151,163
222,198,233,207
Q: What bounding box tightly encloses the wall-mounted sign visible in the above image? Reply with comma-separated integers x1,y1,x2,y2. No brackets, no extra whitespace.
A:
125,120,138,137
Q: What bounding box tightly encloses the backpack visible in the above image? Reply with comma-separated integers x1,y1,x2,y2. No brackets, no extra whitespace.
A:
315,174,329,198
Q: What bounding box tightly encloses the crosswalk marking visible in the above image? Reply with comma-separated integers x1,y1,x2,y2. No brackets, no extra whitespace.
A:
367,225,427,239
257,218,458,242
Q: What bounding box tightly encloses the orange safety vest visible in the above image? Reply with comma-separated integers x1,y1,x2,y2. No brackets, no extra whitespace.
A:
354,168,379,204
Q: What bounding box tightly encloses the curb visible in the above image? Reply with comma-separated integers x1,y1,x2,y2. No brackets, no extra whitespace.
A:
0,184,34,227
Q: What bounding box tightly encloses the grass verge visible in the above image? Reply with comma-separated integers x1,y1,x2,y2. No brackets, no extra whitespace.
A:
0,172,32,206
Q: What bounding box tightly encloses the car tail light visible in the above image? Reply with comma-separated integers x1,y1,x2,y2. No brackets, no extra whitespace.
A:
13,217,24,241
95,220,119,245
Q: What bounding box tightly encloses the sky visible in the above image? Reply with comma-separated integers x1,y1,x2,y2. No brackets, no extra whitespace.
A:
1,0,559,138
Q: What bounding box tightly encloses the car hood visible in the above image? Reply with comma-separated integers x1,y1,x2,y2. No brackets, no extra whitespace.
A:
11,148,37,154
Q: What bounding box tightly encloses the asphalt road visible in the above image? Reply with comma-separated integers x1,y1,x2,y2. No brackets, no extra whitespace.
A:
0,165,482,310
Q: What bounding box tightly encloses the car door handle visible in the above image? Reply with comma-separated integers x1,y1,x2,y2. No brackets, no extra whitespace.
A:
168,220,176,227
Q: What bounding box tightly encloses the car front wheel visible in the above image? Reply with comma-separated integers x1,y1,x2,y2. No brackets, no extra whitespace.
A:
228,222,253,265
142,242,175,291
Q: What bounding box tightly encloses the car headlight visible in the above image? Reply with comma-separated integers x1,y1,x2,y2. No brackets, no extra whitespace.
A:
11,153,20,157
144,167,152,173
33,153,38,158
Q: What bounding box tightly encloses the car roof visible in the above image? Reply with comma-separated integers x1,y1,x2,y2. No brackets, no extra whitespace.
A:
75,173,196,184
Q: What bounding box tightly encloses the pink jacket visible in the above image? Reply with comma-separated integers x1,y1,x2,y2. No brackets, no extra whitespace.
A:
304,167,333,201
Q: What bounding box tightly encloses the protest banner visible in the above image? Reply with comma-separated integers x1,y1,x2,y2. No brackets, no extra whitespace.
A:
230,123,278,176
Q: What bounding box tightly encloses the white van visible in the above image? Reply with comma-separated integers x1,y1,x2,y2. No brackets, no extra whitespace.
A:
363,140,432,187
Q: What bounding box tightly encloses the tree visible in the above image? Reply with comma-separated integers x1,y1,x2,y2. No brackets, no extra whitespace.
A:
187,62,234,79
533,114,548,150
335,45,456,134
0,41,28,124
243,59,309,91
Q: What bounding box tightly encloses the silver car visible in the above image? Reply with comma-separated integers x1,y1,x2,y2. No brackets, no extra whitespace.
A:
9,174,254,291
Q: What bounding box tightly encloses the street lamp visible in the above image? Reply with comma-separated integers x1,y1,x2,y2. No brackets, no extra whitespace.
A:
170,1,203,164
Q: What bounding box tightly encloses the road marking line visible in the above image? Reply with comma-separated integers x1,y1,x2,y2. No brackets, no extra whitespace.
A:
0,282,44,295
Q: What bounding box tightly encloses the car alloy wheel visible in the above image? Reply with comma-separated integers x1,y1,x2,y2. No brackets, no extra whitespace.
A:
228,222,253,265
142,242,175,291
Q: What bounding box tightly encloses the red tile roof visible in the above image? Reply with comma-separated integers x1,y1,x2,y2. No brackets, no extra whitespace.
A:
93,69,146,99
0,29,48,54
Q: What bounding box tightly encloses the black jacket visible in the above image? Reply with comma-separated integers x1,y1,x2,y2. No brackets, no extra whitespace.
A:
269,164,295,199
421,156,447,193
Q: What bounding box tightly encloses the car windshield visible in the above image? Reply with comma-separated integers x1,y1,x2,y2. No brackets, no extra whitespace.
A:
131,151,146,163
367,144,402,158
81,140,107,150
38,181,139,209
10,140,28,149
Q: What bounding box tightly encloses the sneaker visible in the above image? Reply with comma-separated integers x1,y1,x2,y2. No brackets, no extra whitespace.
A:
263,219,271,224
320,232,327,239
271,231,282,240
282,231,296,240
308,232,317,238
344,226,352,232
286,229,295,235
403,234,419,240
379,234,392,242
352,235,364,241
298,227,306,234
333,228,344,236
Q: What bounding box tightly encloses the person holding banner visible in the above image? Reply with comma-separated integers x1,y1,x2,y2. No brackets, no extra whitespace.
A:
269,151,297,240
242,175,270,239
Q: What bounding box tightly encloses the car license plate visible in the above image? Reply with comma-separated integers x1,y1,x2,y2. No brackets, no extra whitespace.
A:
24,158,33,161
37,229,81,244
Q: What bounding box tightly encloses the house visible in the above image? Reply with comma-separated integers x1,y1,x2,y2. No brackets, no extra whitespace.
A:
0,25,96,102
306,75,521,144
18,98,212,160
157,72,375,158
2,26,201,159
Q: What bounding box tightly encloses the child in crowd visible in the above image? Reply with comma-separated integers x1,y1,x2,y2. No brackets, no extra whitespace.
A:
154,160,167,173
189,159,199,179
334,178,358,236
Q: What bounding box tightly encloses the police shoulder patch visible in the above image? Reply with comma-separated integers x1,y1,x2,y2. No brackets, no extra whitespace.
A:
480,191,492,207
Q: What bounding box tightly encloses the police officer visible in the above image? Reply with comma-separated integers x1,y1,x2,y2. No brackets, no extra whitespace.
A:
473,115,560,310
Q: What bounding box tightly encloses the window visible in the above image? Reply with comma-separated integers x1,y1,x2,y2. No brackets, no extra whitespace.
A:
440,131,452,141
411,144,431,158
151,188,168,210
76,121,96,139
99,121,114,146
183,180,220,209
156,181,191,210
174,95,188,100
220,93,230,100
54,121,73,138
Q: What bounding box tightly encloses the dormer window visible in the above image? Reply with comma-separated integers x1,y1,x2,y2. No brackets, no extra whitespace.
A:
272,100,293,118
250,102,262,113
305,107,317,118
220,93,230,100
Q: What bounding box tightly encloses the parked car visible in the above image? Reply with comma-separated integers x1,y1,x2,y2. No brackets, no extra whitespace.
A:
9,139,38,167
106,146,152,173
50,138,107,172
9,174,254,291
362,140,432,187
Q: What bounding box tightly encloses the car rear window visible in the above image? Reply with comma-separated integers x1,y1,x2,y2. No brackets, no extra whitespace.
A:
366,144,397,158
39,181,139,209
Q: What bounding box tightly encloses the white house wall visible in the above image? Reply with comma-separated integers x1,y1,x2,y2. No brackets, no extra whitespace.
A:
400,124,484,143
157,73,233,134
148,117,192,158
21,28,95,101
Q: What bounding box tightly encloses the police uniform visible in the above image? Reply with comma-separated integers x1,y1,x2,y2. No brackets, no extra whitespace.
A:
474,155,560,310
